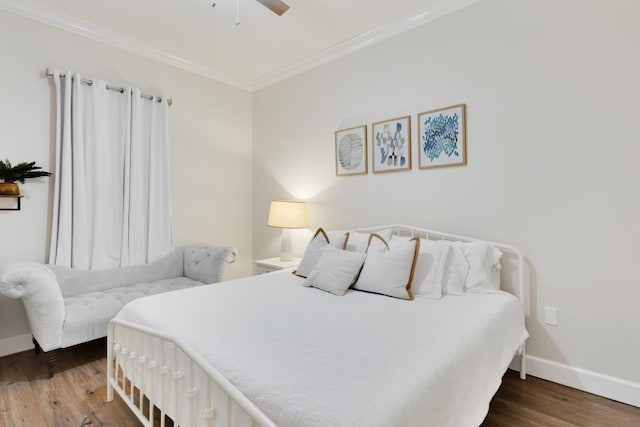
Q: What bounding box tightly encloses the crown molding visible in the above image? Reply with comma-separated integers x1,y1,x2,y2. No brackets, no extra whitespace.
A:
1,0,480,92
250,0,482,91
0,0,252,90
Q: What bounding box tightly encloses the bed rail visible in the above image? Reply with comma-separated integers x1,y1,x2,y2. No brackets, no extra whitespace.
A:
107,318,277,427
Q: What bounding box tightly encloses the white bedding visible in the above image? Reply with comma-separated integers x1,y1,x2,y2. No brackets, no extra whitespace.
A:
115,270,528,427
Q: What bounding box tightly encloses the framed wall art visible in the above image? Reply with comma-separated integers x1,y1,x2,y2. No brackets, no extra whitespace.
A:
335,125,367,176
371,115,411,173
418,104,466,169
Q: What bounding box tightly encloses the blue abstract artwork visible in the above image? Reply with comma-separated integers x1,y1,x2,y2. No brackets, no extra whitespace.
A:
419,104,466,169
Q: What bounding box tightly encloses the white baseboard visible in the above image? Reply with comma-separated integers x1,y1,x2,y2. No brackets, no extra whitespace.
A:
510,355,640,408
0,333,33,357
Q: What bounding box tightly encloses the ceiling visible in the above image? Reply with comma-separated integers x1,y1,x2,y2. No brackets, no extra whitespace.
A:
1,0,479,90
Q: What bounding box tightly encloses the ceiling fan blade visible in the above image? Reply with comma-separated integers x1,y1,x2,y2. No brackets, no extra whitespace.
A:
256,0,290,16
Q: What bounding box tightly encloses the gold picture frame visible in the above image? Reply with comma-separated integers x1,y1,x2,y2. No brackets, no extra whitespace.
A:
371,115,411,173
418,104,466,169
335,125,368,176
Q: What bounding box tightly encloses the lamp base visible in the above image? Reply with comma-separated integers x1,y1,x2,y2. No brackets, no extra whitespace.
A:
279,228,293,261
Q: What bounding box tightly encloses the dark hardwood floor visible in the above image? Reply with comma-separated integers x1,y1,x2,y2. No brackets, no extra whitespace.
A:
481,371,640,427
1,338,639,426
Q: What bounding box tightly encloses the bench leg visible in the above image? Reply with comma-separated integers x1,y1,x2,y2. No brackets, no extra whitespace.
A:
32,336,41,355
32,337,57,378
45,350,57,379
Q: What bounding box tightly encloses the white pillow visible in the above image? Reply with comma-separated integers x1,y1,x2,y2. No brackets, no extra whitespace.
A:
441,244,469,295
302,246,366,296
454,241,502,291
344,228,392,252
389,236,449,300
295,228,347,278
326,230,348,249
353,235,419,300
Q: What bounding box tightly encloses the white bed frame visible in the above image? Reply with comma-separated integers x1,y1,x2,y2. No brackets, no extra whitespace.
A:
107,224,527,427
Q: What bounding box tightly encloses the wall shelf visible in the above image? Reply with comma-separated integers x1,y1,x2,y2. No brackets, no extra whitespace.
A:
0,195,24,211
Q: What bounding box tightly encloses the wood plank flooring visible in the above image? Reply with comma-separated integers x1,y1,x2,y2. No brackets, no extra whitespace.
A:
0,339,138,427
482,371,640,427
1,338,639,426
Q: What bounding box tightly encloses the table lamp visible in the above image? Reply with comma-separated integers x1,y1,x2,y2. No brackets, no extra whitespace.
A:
267,200,307,261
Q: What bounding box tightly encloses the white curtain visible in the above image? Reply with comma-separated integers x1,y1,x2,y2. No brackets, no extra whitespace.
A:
49,70,173,269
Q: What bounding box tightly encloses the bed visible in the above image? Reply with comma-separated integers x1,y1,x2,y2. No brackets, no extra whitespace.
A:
107,225,528,427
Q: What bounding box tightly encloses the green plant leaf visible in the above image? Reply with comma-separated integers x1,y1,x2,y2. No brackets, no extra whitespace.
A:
0,159,51,183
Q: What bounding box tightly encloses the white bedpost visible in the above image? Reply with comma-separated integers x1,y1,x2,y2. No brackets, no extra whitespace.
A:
107,322,114,401
517,250,526,380
520,342,527,380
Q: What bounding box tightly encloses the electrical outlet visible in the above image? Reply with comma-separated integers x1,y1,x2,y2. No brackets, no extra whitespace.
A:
544,307,558,326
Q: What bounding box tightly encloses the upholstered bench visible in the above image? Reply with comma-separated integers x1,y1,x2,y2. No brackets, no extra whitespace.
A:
0,244,237,377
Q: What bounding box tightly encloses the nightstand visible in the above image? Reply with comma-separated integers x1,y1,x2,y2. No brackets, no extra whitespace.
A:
254,257,301,275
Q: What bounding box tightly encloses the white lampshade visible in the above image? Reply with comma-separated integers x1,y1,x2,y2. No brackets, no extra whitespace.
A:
267,200,307,229
267,200,307,261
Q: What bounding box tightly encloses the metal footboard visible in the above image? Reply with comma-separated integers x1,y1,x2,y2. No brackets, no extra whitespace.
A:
107,319,277,427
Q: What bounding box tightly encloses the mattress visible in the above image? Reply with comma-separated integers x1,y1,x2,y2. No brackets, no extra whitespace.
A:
115,269,528,427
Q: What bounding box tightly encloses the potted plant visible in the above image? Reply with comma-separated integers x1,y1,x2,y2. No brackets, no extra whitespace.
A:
0,159,52,195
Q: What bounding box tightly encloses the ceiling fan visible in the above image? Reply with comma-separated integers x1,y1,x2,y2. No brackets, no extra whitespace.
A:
256,0,290,16
211,0,289,24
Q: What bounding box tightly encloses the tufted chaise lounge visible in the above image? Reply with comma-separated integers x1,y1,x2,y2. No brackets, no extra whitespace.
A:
0,244,237,377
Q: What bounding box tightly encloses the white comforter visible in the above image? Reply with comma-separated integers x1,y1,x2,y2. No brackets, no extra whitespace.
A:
116,270,528,427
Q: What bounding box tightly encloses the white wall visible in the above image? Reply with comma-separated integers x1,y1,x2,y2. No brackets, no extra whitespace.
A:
253,0,640,397
0,10,253,350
